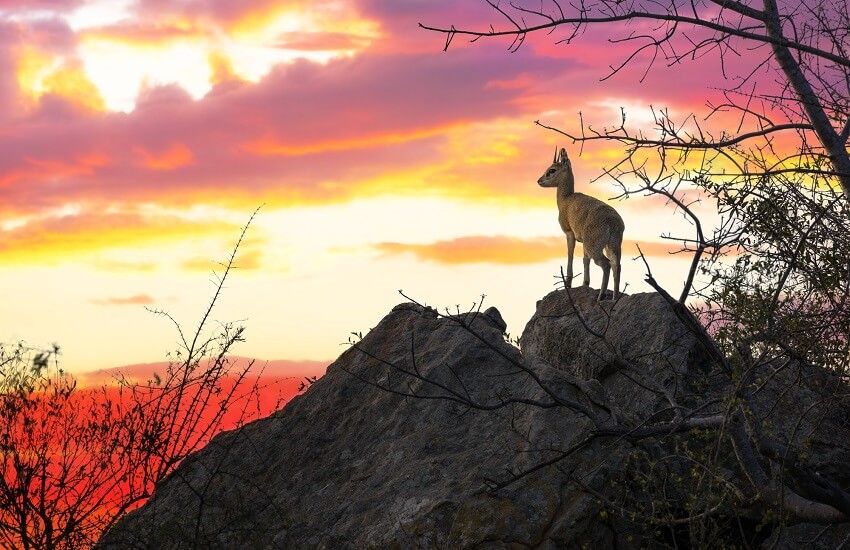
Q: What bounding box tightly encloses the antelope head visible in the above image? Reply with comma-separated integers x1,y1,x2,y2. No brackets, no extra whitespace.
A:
537,147,572,188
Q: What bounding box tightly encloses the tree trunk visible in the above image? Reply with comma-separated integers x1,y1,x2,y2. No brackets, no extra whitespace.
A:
763,0,850,197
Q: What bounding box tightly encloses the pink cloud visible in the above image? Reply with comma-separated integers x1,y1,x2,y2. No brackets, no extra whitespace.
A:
401,0,791,130
0,0,795,230
357,0,502,53
0,38,567,216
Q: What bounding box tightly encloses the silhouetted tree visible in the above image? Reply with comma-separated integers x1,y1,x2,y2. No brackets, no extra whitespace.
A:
422,0,850,198
0,208,282,549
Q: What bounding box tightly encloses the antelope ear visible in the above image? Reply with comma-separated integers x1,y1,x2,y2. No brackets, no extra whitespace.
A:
559,148,569,163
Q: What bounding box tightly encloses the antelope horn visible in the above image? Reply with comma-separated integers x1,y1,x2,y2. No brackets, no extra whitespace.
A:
553,146,558,163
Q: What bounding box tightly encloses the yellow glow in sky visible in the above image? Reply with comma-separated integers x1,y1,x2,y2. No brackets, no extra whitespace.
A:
79,39,213,111
1,1,722,375
12,2,381,112
15,48,106,111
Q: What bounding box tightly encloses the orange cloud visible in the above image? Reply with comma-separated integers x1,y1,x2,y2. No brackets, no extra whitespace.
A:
91,259,158,272
134,143,194,170
39,61,106,111
374,236,683,265
228,2,378,45
628,240,689,258
0,212,236,265
180,247,263,272
0,152,111,192
375,236,565,265
91,294,156,306
275,31,373,52
180,256,220,271
95,1,377,64
81,22,203,46
15,46,51,104
242,126,446,156
208,51,239,85
15,47,105,111
77,152,110,168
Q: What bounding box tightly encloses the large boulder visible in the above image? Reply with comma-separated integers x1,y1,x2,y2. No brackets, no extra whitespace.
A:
98,287,850,548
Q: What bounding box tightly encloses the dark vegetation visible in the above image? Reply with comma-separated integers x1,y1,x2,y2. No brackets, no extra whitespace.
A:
0,208,285,549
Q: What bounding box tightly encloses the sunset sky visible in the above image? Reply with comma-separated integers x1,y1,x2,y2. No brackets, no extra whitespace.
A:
0,0,753,374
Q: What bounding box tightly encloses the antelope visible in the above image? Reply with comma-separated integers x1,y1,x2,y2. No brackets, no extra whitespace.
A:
538,147,625,301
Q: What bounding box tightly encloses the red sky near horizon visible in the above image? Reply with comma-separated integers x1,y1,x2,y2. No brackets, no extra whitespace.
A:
0,0,778,374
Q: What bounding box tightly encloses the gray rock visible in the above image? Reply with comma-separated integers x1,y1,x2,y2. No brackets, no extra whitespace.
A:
98,287,850,549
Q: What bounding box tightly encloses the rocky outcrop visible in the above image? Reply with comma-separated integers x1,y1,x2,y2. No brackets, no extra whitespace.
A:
99,287,850,548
